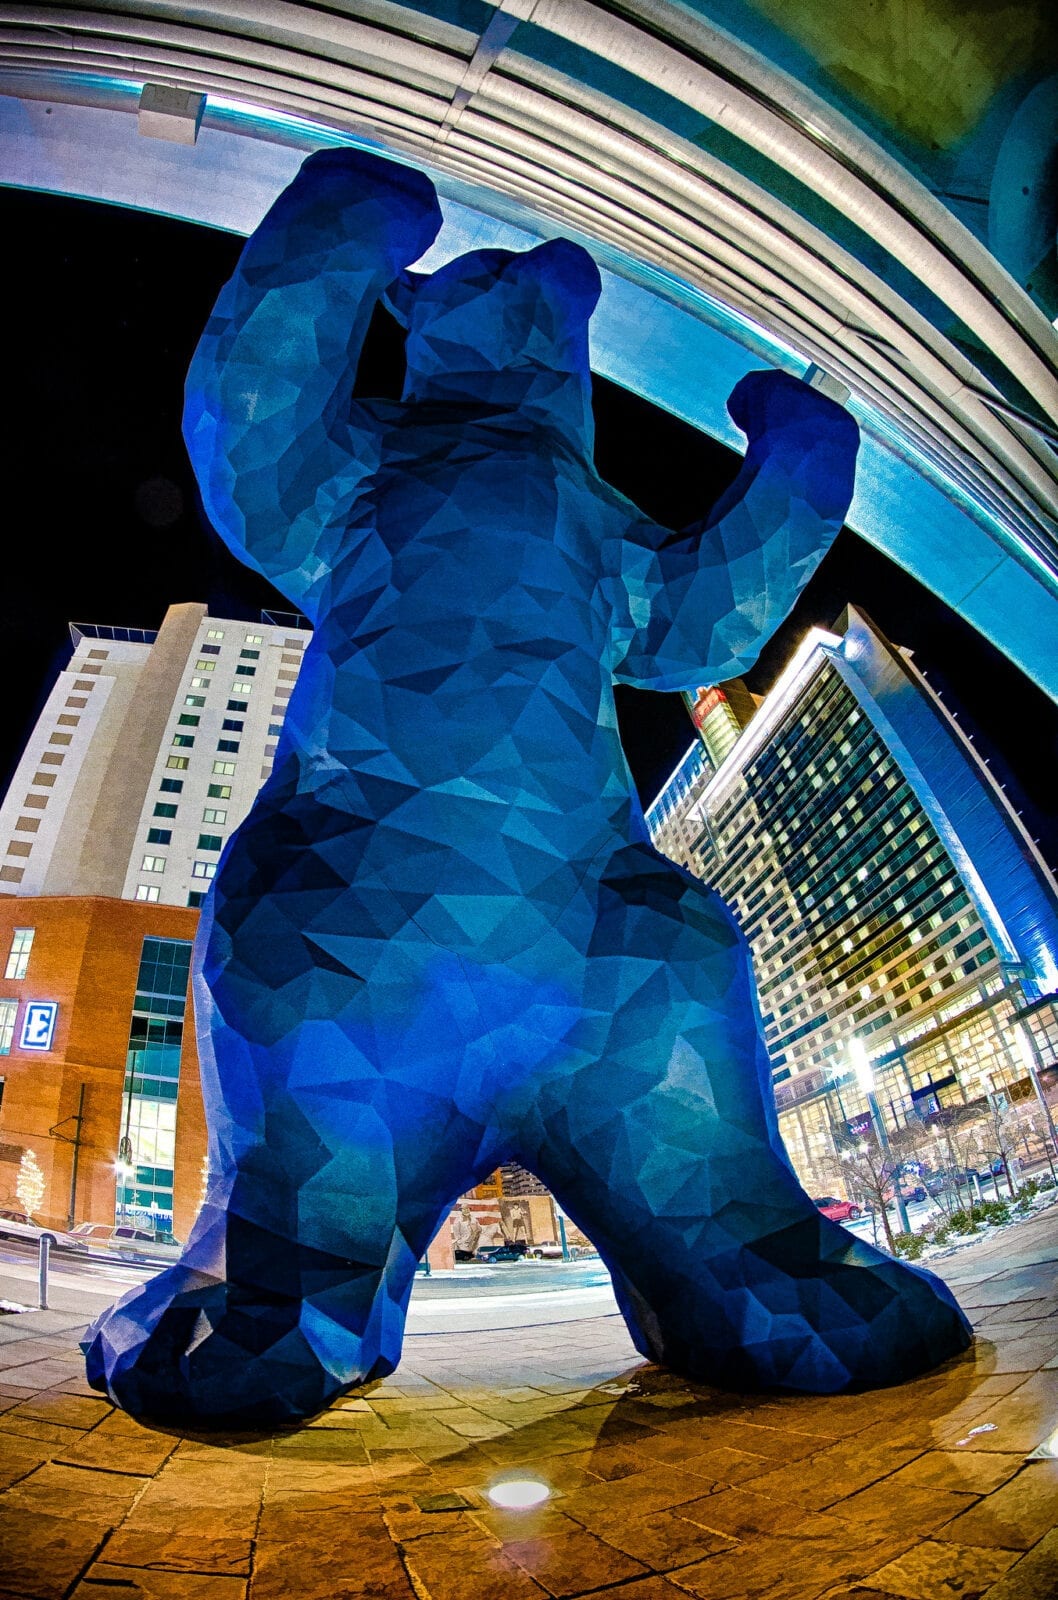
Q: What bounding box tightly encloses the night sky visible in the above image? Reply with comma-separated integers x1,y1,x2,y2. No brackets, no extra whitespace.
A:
6,185,1057,868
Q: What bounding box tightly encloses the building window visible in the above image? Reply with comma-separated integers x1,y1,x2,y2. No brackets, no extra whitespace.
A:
212,761,236,776
153,803,178,819
184,694,206,708
171,734,195,749
239,649,260,660
187,891,205,907
217,739,240,754
0,999,17,1054
117,936,193,1232
197,834,223,852
192,861,217,880
244,634,263,645
5,929,34,981
229,683,251,698
194,660,216,672
141,855,166,873
202,808,227,825
221,719,244,733
226,700,246,712
146,828,172,846
199,644,221,655
206,629,224,640
159,778,184,794
166,756,189,771
135,885,161,902
190,677,211,690
207,784,232,800
268,723,284,737
235,665,256,677
178,714,200,727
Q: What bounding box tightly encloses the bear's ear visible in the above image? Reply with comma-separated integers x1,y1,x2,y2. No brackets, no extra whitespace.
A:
382,270,427,329
526,238,602,321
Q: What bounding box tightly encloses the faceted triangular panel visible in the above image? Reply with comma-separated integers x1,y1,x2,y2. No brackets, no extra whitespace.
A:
83,147,971,1429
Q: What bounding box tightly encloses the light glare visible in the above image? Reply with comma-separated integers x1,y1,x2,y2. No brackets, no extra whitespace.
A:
487,1479,550,1509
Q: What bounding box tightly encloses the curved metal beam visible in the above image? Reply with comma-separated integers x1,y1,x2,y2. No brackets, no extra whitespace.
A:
2,0,1057,696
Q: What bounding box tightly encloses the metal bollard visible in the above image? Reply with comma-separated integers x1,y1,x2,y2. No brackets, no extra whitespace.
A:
38,1233,56,1310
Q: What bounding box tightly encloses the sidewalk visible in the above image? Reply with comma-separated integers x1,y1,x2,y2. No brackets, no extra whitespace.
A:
0,1211,1055,1600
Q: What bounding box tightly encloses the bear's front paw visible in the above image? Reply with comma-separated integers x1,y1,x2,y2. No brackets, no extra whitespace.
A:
83,1268,352,1430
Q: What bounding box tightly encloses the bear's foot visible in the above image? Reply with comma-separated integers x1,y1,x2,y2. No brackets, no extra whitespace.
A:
82,1265,393,1429
613,1213,972,1395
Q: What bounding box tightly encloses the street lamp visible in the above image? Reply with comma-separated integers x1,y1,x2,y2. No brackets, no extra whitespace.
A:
1013,1023,1058,1182
850,1037,911,1236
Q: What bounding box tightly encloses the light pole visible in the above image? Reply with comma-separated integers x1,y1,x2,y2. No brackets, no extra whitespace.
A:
1013,1022,1058,1183
850,1037,911,1236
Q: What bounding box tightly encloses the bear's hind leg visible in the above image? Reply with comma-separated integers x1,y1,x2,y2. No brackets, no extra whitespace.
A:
84,801,502,1429
523,844,971,1394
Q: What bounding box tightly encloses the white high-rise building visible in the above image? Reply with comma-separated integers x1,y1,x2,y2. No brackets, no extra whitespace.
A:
0,602,310,908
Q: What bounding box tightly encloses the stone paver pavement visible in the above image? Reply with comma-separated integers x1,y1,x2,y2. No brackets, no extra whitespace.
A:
0,1210,1055,1600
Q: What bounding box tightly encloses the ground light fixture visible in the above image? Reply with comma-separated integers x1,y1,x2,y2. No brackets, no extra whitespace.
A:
486,1478,551,1509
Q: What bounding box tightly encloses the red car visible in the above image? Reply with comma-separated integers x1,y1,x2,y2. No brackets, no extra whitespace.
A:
812,1195,862,1223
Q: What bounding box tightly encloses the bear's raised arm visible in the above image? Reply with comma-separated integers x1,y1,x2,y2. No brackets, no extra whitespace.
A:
182,147,442,605
610,370,860,693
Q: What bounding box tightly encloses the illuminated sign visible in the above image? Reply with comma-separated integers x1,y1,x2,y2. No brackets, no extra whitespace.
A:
20,1001,58,1052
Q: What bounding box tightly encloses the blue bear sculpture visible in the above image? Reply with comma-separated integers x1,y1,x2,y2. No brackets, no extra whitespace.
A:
84,148,970,1427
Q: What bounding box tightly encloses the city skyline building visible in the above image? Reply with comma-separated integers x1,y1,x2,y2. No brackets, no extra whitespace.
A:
0,603,308,1237
0,603,310,909
647,607,1058,1192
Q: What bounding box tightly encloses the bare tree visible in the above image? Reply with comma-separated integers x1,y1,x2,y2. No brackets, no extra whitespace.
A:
833,1121,924,1252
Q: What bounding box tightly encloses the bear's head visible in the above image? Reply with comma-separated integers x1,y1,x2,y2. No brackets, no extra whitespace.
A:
393,239,601,442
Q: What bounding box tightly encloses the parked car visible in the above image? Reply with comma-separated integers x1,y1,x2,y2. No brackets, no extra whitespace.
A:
0,1211,93,1252
527,1241,564,1259
475,1243,528,1262
923,1167,980,1198
64,1222,183,1262
881,1177,927,1205
812,1196,862,1223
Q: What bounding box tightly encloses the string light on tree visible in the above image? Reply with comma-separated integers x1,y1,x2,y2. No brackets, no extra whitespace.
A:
16,1149,45,1219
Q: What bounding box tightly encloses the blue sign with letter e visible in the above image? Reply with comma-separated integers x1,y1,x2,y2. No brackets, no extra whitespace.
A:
21,1002,58,1052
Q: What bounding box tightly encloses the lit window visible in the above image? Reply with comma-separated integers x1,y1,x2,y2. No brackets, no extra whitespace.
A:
212,761,236,776
244,634,263,644
198,833,223,851
192,861,217,879
207,783,232,800
206,629,225,640
147,828,172,845
202,808,227,825
5,929,34,981
195,660,216,672
190,677,212,689
230,683,251,697
135,885,161,902
153,803,178,818
141,855,166,873
0,998,17,1053
184,695,206,708
166,756,189,771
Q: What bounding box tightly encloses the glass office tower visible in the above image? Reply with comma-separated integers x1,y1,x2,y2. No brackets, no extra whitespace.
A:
648,607,1058,1192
